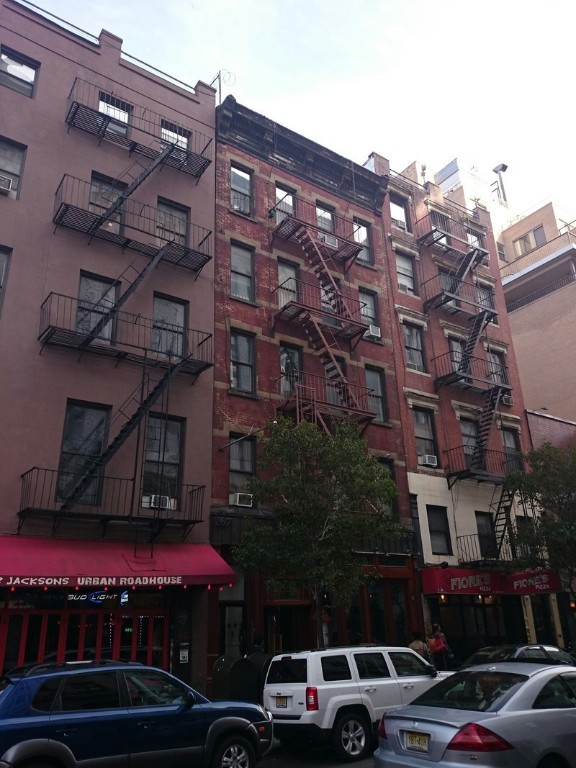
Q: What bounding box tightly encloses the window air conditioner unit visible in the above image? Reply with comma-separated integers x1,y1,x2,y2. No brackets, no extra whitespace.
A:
366,324,382,339
318,232,338,248
419,454,438,467
398,283,411,293
0,176,12,195
145,495,174,510
501,394,514,406
392,218,407,230
229,492,253,508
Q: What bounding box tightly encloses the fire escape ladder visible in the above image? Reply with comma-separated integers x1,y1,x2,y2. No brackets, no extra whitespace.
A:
452,244,484,282
471,386,503,469
87,142,178,235
492,485,516,558
58,356,190,514
299,312,360,411
294,227,355,321
457,308,493,374
78,244,173,352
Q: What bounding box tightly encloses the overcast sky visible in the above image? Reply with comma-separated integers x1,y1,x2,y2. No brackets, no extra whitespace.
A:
32,0,576,223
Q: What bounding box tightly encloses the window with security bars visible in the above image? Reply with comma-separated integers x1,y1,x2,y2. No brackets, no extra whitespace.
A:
152,296,186,358
76,273,117,344
229,434,256,494
142,416,182,503
98,92,131,137
231,244,254,301
231,165,251,215
160,119,190,150
156,200,188,247
275,184,295,223
57,402,109,505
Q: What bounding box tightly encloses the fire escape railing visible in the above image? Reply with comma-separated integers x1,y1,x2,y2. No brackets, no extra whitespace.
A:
444,447,523,483
53,176,212,274
65,78,213,179
276,371,375,422
422,273,497,318
432,352,511,394
39,293,213,374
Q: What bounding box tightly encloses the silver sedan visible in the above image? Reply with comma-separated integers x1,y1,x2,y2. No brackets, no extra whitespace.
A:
373,661,576,768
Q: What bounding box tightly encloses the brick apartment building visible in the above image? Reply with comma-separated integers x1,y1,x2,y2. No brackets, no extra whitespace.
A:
0,0,233,689
210,97,566,662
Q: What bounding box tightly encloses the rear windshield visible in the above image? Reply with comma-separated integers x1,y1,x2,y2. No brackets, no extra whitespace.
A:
412,671,527,712
267,658,307,685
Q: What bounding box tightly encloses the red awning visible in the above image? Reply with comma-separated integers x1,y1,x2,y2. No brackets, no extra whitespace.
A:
0,536,236,588
421,566,561,595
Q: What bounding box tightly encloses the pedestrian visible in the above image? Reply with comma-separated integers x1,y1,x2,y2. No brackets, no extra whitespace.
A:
428,623,454,670
408,630,431,662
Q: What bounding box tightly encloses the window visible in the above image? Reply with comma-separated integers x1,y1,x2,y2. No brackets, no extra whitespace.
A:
57,402,109,504
430,210,450,246
390,195,410,231
366,367,387,423
476,283,495,310
277,261,298,307
229,434,256,494
275,184,295,223
487,349,507,385
0,246,10,310
403,323,426,372
321,279,341,326
230,331,255,393
460,419,479,461
160,119,190,150
413,408,436,459
231,165,252,215
156,200,188,247
89,174,125,235
389,651,431,677
396,253,415,295
497,242,507,262
354,651,390,679
280,344,301,398
126,668,188,707
513,224,546,257
327,356,346,404
76,273,117,343
142,416,182,501
476,511,497,558
59,672,121,711
466,227,485,250
449,337,466,372
353,218,372,264
316,204,335,232
231,243,254,301
502,428,522,471
359,289,378,330
98,92,131,137
426,505,452,555
0,137,25,193
0,47,39,97
152,295,186,358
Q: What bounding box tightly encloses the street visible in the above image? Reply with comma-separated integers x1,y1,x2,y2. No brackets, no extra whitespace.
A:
262,743,375,768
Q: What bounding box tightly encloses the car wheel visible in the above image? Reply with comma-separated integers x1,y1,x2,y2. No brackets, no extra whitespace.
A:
211,735,256,768
332,712,371,762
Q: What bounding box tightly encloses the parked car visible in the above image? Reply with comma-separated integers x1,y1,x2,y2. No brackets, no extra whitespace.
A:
263,645,452,762
460,643,575,668
374,661,576,768
0,659,273,768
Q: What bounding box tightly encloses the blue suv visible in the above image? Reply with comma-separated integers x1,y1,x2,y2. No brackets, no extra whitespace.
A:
0,660,273,768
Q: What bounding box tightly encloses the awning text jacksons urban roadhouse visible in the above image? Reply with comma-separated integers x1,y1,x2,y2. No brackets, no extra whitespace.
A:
0,576,184,586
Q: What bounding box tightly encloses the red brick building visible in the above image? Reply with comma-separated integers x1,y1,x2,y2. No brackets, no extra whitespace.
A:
211,97,419,657
0,0,230,689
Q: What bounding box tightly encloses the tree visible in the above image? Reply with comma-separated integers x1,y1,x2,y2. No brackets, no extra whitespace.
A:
507,442,576,601
233,417,401,648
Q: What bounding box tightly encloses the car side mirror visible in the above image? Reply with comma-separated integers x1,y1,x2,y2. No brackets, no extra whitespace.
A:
427,664,438,677
185,690,196,708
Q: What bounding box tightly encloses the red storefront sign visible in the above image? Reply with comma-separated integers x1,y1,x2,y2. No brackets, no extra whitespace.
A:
422,567,561,595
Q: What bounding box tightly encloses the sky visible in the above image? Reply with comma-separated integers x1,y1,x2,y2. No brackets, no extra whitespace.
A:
28,0,576,223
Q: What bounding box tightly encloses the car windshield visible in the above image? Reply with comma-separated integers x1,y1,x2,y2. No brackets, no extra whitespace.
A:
412,671,527,712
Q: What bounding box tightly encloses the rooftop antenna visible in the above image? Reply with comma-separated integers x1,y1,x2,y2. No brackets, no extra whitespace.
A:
210,69,236,106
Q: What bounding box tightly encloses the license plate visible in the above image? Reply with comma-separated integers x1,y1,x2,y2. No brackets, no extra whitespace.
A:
405,731,429,752
275,696,287,708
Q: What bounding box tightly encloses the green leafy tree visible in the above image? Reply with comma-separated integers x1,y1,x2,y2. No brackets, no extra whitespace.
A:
507,442,576,601
233,417,401,648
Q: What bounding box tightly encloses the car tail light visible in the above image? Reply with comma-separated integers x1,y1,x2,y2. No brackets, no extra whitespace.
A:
378,716,387,739
447,723,514,752
305,686,318,711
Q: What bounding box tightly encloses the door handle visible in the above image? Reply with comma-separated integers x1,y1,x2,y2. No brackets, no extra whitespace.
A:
402,683,414,689
364,686,377,692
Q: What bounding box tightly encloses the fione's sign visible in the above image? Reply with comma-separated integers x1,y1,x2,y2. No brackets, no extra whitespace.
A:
0,575,185,587
422,567,562,595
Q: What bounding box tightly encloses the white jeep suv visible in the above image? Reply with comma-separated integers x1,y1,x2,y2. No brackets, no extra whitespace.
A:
263,645,450,761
